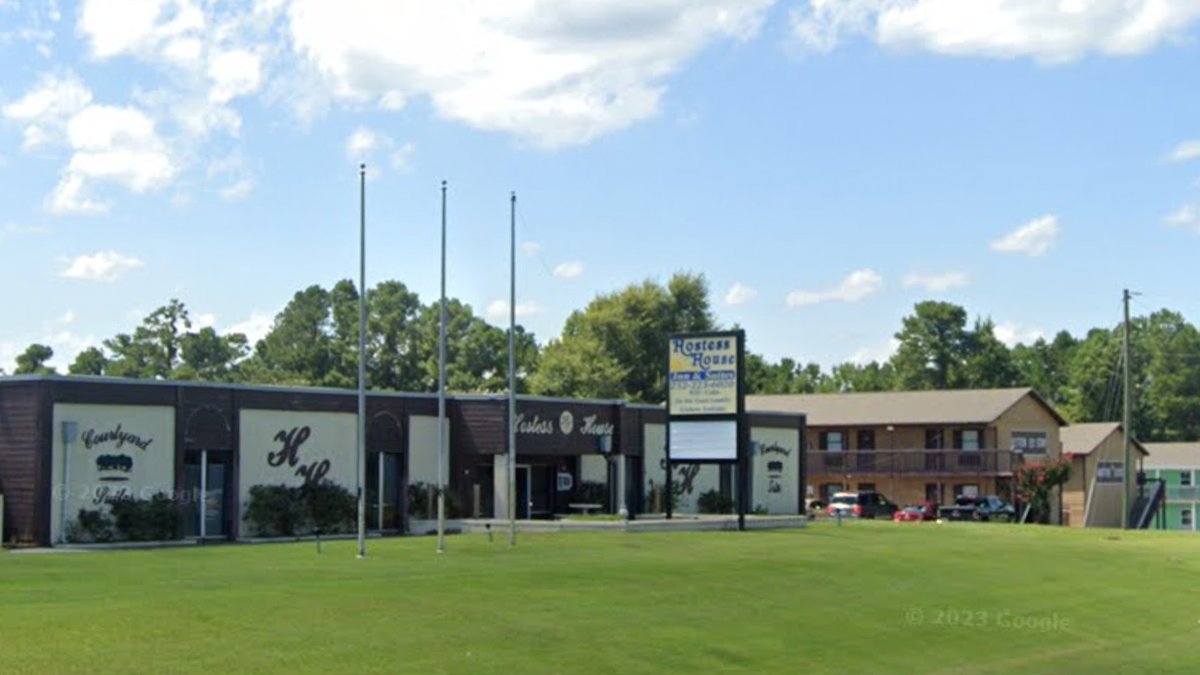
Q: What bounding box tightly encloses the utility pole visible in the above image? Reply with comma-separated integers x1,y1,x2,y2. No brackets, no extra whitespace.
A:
1122,288,1132,529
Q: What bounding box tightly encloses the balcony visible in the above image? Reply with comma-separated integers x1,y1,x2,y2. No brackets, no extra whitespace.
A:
811,449,1020,477
1165,486,1200,502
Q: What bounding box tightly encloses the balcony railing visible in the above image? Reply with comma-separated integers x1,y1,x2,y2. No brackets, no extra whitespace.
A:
810,449,1019,476
1165,486,1200,502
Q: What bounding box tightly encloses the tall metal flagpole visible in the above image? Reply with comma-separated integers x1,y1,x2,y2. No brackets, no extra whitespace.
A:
356,164,367,558
437,181,448,553
508,192,517,547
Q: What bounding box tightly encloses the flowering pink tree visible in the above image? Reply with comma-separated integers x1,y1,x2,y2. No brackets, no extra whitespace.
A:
1015,455,1072,524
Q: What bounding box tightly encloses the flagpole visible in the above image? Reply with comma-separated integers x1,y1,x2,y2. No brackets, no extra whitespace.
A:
356,163,367,559
508,191,517,547
437,180,448,553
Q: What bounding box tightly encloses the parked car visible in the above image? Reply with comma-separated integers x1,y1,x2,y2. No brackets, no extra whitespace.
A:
938,495,1015,522
826,491,900,519
893,502,938,522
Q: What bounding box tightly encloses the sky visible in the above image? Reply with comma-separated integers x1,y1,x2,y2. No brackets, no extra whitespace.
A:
2,0,1200,375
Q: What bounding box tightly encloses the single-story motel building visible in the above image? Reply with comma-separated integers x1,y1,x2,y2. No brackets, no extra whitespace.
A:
0,376,806,546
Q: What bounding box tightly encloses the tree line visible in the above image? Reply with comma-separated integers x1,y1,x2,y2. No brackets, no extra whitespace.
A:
7,273,1200,442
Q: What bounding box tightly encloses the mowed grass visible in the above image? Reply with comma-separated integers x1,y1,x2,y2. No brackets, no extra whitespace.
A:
2,522,1198,675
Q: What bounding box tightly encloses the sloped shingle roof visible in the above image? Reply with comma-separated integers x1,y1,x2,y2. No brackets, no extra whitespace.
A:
746,387,1065,427
1142,442,1200,469
1060,422,1147,456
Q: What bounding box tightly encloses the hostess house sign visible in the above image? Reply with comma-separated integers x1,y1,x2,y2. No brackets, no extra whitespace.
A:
50,404,176,543
238,410,358,509
666,331,745,463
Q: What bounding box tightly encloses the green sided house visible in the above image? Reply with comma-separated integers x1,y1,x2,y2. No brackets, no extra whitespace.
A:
1140,442,1200,532
1060,422,1147,528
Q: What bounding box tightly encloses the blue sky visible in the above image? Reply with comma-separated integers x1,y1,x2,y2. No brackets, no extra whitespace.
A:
2,0,1200,374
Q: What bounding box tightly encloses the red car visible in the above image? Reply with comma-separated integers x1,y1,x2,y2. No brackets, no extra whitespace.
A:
893,503,937,522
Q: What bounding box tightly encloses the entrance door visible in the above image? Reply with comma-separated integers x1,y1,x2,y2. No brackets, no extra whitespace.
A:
183,449,233,539
366,452,404,532
516,465,533,519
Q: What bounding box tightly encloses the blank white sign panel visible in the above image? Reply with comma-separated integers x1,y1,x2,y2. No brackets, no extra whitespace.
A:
669,420,737,461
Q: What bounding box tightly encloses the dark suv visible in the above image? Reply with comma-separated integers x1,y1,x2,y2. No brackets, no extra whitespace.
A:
826,491,900,519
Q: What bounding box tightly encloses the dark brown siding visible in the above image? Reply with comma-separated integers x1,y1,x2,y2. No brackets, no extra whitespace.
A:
181,387,236,450
452,399,506,456
512,399,618,457
0,382,42,544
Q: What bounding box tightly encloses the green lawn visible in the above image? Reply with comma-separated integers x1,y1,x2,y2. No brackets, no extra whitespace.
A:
1,522,1198,675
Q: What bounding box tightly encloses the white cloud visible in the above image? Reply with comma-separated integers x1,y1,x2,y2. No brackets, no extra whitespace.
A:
220,178,255,201
1165,204,1199,229
0,222,52,243
345,127,415,176
792,0,1200,62
519,241,541,255
287,0,775,147
79,0,207,59
207,151,256,201
207,48,264,104
42,104,178,213
993,321,1045,348
786,269,883,307
1,71,93,150
847,337,901,366
990,215,1060,257
723,282,757,306
1167,139,1200,163
901,270,969,293
57,309,77,325
485,299,541,320
553,261,584,280
225,310,275,347
59,251,145,282
194,312,218,329
345,127,381,157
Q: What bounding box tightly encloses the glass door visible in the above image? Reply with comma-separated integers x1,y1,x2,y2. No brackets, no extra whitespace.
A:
183,449,231,539
367,452,404,532
516,465,532,519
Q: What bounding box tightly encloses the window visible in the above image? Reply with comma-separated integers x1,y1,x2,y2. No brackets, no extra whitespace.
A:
858,483,876,492
1011,431,1048,454
1096,461,1124,483
925,429,944,450
1183,509,1193,528
821,431,846,452
960,429,982,451
1182,472,1193,487
856,430,875,450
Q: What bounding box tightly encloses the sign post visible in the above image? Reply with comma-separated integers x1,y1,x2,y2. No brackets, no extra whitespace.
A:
665,330,747,530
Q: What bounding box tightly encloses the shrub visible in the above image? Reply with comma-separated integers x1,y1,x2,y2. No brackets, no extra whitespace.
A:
67,508,115,543
242,481,357,537
304,480,357,534
109,493,182,541
243,485,305,537
697,489,734,514
406,482,466,519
